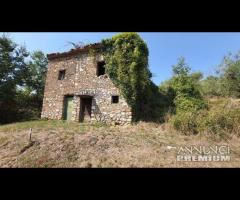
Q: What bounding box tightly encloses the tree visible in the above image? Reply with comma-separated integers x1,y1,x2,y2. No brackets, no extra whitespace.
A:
159,59,205,114
200,76,222,97
0,34,29,123
218,52,240,97
24,51,48,104
172,57,190,76
167,57,206,112
0,34,48,124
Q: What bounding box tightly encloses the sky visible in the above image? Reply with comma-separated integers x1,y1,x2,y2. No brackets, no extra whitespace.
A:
4,32,240,85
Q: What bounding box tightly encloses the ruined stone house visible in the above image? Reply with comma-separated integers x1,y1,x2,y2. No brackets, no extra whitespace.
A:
41,43,132,125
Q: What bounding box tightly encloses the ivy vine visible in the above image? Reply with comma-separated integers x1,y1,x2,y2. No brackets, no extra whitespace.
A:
90,32,162,121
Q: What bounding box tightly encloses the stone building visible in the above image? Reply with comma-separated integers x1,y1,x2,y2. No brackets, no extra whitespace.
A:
41,43,132,125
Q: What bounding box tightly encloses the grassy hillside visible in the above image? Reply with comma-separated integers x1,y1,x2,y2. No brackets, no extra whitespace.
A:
0,118,240,168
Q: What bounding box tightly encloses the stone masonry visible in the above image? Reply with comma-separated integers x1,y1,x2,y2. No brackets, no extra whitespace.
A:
41,44,132,125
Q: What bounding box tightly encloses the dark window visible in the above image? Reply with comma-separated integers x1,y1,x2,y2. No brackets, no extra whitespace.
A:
58,70,66,80
97,61,105,76
112,96,119,104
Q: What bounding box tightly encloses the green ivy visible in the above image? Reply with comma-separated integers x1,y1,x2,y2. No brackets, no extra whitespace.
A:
98,33,153,121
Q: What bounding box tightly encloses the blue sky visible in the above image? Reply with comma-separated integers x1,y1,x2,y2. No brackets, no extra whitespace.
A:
4,32,240,85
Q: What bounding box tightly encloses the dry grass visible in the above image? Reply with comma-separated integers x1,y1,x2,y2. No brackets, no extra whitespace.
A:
208,97,240,109
0,120,240,168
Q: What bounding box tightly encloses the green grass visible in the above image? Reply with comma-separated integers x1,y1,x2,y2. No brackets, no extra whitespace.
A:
0,119,109,134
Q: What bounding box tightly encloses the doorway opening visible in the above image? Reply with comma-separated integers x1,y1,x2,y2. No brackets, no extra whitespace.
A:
79,96,92,122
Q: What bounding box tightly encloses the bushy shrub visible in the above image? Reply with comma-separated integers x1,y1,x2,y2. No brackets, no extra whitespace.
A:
203,108,240,136
171,111,199,135
171,105,240,137
174,96,208,112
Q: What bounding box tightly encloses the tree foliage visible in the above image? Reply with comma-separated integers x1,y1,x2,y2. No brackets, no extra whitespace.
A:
218,52,240,97
0,34,47,124
160,57,207,113
172,57,190,76
200,52,240,98
0,35,29,123
200,76,222,97
24,51,48,104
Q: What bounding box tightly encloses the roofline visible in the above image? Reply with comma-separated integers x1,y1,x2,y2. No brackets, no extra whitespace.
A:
47,43,102,60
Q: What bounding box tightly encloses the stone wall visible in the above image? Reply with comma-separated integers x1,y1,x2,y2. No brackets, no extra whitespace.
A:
41,51,132,125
